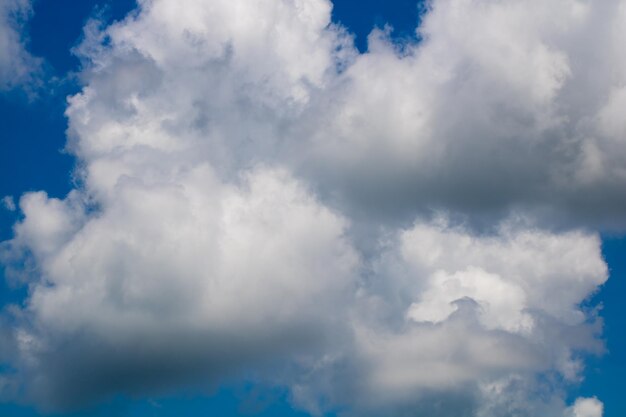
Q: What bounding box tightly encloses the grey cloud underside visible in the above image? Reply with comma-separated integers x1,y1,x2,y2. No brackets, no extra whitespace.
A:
0,0,620,416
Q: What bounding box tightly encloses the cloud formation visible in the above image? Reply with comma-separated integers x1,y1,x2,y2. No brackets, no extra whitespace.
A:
0,0,619,415
305,0,626,229
287,221,606,415
0,0,40,90
568,397,605,417
2,167,358,409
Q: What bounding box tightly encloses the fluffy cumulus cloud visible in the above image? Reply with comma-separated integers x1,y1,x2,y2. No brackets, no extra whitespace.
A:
0,0,621,415
1,167,358,409
567,397,605,417
305,0,626,229
0,0,39,90
286,221,606,416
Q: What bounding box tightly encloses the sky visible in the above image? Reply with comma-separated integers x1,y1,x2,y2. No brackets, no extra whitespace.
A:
0,0,625,416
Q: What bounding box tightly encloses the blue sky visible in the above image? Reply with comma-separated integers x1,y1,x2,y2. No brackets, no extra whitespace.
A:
1,1,624,416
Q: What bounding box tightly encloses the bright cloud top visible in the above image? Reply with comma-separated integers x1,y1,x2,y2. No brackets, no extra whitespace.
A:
0,0,620,416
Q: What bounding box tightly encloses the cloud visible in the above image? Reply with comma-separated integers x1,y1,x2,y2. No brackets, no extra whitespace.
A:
286,220,606,416
301,0,626,230
567,397,604,417
1,196,16,211
60,0,626,231
2,167,357,409
0,0,619,415
0,0,40,91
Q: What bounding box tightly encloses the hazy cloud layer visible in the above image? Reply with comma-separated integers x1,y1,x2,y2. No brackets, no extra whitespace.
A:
0,0,619,415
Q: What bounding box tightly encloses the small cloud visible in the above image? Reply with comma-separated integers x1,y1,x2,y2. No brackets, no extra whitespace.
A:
2,196,16,212
568,397,604,417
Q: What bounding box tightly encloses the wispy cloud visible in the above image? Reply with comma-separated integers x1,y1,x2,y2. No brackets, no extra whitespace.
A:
0,0,41,92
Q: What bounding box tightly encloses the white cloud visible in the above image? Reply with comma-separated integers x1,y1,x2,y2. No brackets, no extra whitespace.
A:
3,166,357,408
285,220,606,415
302,0,626,229
397,221,607,331
0,0,40,91
1,195,15,211
61,0,626,230
0,0,618,415
567,397,604,417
